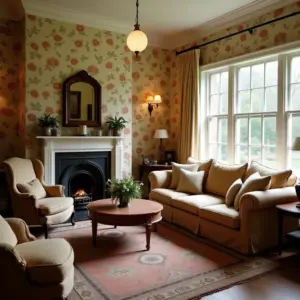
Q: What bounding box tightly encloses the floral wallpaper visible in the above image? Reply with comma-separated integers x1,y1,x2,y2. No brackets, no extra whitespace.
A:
25,15,132,176
0,19,25,162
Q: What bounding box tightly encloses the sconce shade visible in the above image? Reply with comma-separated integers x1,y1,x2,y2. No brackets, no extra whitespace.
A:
153,95,162,104
292,137,300,151
147,95,154,102
154,129,169,139
127,29,148,53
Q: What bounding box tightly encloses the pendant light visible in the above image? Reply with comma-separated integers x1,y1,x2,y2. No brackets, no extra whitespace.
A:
127,0,148,56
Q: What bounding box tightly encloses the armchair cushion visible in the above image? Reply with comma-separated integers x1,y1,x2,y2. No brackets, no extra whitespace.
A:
0,215,17,247
38,197,74,216
15,238,74,284
17,178,47,200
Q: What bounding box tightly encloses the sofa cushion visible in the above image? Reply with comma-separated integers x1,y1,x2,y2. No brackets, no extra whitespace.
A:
149,188,190,205
0,215,17,247
16,238,74,284
169,162,199,189
177,169,205,194
225,178,242,207
172,194,224,215
234,172,271,211
17,178,47,200
38,197,74,216
206,161,248,197
199,204,240,229
245,161,292,189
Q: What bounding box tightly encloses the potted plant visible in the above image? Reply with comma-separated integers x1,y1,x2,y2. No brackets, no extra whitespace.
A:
37,113,60,136
105,116,127,136
106,177,143,208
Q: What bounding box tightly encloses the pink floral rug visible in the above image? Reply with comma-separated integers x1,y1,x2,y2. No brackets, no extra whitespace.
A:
51,222,276,300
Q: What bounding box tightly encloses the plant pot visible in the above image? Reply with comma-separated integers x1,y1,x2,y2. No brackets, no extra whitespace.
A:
42,127,52,136
51,128,60,136
117,195,131,208
113,129,123,136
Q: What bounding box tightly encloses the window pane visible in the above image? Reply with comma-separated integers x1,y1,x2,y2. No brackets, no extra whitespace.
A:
265,87,277,112
265,61,278,86
250,146,262,162
218,145,228,162
291,115,300,145
210,95,219,115
208,118,217,142
210,73,220,94
250,118,262,145
238,67,250,90
221,72,228,93
219,119,228,143
263,147,276,168
209,144,217,158
251,88,264,112
236,118,248,144
290,83,300,111
220,94,228,114
236,145,248,164
263,117,276,146
290,151,300,173
251,64,264,89
291,56,300,84
238,91,251,113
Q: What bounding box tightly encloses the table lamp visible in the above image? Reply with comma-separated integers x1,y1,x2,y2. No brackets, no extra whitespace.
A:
292,137,300,205
154,129,169,163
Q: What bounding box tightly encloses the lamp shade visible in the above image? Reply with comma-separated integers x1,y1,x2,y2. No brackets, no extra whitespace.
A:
292,137,300,151
127,29,148,53
154,129,169,139
153,95,162,104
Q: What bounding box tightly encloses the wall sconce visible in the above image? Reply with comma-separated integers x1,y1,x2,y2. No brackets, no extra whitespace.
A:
147,95,162,116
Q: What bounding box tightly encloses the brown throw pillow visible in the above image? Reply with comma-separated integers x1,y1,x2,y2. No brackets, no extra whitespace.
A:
234,172,271,211
225,178,242,207
177,169,205,194
17,178,47,200
169,162,199,189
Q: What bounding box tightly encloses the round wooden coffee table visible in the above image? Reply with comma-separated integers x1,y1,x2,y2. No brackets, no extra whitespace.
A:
88,199,163,250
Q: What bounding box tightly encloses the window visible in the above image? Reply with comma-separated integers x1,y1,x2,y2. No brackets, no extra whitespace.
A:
207,71,228,162
200,45,300,172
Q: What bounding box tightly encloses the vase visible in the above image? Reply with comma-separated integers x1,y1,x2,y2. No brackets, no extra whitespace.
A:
117,195,131,208
43,127,52,136
113,129,123,136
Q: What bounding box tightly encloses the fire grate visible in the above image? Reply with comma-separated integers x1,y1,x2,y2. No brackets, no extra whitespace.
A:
73,189,93,210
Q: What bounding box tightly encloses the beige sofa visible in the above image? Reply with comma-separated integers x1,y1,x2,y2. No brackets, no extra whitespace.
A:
149,158,299,254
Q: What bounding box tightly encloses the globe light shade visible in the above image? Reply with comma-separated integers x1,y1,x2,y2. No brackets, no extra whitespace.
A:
127,29,148,53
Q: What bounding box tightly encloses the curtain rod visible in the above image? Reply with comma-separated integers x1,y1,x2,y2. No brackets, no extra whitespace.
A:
176,10,300,56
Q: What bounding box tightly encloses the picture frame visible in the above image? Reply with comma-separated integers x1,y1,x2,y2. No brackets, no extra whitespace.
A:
69,91,81,119
164,151,176,164
143,156,152,165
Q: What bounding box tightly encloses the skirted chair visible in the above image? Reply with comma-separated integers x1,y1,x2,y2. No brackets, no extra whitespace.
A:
0,216,74,299
2,157,75,238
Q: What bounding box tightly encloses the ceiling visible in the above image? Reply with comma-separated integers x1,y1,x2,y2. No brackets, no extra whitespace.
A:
20,0,297,49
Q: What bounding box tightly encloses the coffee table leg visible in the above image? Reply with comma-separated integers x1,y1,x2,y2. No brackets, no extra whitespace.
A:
278,210,283,255
146,223,152,250
92,218,97,247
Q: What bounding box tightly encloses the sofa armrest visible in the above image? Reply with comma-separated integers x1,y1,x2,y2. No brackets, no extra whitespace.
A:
240,187,298,218
43,185,65,197
148,170,172,190
5,218,36,244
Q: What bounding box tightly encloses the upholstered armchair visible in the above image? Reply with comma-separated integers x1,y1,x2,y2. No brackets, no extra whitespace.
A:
2,157,75,238
0,216,74,299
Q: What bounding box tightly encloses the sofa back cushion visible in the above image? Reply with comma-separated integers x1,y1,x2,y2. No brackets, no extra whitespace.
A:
245,161,293,189
17,178,47,200
206,161,248,197
177,169,205,194
0,215,18,247
234,172,271,211
169,162,199,189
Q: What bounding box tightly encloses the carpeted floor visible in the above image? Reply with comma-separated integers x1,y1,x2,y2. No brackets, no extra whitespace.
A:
51,222,277,300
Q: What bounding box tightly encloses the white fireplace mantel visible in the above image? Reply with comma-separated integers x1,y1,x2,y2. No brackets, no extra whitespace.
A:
37,136,126,185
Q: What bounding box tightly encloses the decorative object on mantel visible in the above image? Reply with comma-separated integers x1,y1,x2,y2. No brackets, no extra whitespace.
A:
37,113,60,136
105,116,128,136
95,128,103,136
154,129,169,163
106,177,143,208
147,95,162,116
78,125,88,136
126,0,148,56
292,137,300,203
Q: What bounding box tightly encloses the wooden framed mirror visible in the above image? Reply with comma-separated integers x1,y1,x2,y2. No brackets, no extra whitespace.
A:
62,70,102,127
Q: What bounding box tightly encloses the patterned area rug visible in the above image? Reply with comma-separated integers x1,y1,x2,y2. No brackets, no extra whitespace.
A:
51,222,276,300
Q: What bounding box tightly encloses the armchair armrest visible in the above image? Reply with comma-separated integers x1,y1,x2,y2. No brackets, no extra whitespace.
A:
5,218,36,244
149,170,172,190
240,187,298,218
0,243,26,268
43,185,65,197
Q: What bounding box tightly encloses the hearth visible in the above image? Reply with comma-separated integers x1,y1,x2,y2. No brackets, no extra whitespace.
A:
55,151,111,221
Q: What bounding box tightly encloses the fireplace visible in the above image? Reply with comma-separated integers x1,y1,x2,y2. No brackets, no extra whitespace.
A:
55,151,111,221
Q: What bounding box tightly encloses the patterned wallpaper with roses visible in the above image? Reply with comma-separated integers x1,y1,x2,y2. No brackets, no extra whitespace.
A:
0,19,25,162
25,15,133,176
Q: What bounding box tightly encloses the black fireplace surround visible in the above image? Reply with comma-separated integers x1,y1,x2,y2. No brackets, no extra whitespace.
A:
55,151,111,221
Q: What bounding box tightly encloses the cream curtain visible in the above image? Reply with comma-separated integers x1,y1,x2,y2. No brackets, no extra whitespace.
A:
177,49,200,163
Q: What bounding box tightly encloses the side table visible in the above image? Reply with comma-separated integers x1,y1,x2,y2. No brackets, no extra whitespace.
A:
276,201,300,255
138,164,172,197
